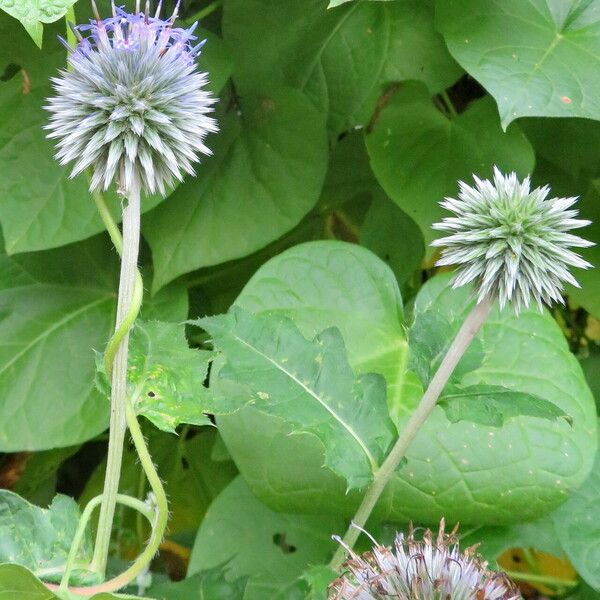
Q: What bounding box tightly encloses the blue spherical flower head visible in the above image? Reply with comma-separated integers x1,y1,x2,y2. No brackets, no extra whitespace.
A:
431,167,593,313
45,1,218,196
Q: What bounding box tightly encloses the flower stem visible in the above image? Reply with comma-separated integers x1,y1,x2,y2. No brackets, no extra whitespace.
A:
91,180,142,576
329,295,494,571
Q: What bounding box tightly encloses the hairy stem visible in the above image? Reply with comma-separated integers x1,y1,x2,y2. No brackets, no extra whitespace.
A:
48,400,169,596
329,296,494,571
59,494,153,591
92,180,142,576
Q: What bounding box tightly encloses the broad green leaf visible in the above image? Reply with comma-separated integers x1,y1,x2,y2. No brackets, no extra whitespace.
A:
0,564,148,599
148,565,247,599
144,88,328,292
318,131,384,211
436,0,600,128
0,40,163,255
365,83,535,247
193,29,233,95
0,491,94,585
551,431,600,589
189,477,343,600
217,246,597,524
229,241,413,419
200,308,396,489
224,0,462,133
0,0,76,47
95,321,211,433
360,196,424,288
439,384,572,428
140,282,188,323
0,235,117,451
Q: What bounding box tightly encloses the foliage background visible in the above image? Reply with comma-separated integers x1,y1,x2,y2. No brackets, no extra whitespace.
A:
1,0,600,598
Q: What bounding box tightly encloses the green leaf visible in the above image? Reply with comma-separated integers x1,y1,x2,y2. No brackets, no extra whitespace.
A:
229,241,411,419
144,88,328,292
439,384,573,428
148,565,248,600
224,0,462,133
95,321,212,433
0,564,149,600
0,491,93,585
0,0,76,47
436,0,600,128
189,477,343,600
0,235,118,451
194,29,233,95
0,564,57,599
360,196,424,288
551,430,600,589
365,83,535,247
200,307,396,489
0,43,164,255
216,246,597,524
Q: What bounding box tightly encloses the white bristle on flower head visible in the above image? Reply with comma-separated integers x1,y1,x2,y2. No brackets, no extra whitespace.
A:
431,167,593,313
45,2,218,196
329,520,520,600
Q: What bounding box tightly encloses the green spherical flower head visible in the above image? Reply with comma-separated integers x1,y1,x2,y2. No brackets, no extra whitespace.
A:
45,1,218,196
330,521,520,600
431,167,593,313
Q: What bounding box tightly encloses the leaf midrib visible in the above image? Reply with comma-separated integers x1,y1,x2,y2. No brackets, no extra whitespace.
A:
230,330,378,471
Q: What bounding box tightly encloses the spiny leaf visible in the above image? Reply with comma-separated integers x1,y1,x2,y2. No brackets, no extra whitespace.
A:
0,491,96,585
96,321,212,433
439,384,573,428
198,308,396,490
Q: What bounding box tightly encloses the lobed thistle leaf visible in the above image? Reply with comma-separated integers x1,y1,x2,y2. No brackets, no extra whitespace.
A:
431,167,593,313
330,520,521,600
45,1,218,196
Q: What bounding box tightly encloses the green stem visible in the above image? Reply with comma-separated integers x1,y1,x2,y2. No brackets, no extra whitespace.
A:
440,90,458,118
502,569,578,589
329,296,494,571
92,180,143,576
48,401,169,596
187,0,223,22
59,494,153,591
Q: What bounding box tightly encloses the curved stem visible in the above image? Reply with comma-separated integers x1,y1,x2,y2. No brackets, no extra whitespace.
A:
329,296,494,571
59,494,153,591
48,401,169,596
92,180,142,576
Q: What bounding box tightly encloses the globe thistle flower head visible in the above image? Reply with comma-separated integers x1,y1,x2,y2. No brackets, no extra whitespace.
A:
431,167,593,313
329,520,520,600
45,1,218,196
